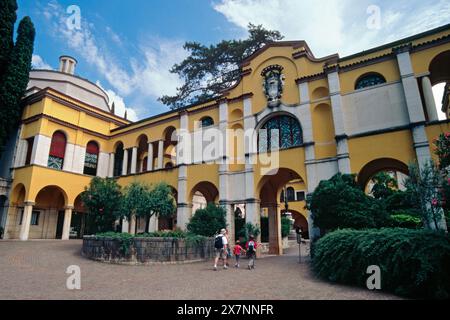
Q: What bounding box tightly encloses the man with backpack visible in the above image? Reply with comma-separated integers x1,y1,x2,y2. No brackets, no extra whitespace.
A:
246,235,258,270
213,229,228,271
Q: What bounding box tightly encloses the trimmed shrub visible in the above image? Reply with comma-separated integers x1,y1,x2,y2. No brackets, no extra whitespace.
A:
187,203,227,237
390,214,422,229
307,174,390,233
312,228,450,299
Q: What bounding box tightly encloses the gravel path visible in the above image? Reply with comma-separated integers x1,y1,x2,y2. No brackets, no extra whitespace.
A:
0,240,401,300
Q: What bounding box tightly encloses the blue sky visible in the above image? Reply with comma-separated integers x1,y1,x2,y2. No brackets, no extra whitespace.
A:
17,0,450,121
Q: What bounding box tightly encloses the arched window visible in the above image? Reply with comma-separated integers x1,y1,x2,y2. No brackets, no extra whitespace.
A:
83,141,99,176
48,131,66,170
165,162,174,169
287,187,295,202
113,143,124,177
355,73,386,90
200,117,214,128
258,115,303,152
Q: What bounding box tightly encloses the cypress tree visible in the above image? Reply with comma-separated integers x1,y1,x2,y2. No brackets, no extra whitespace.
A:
0,15,35,153
0,0,17,77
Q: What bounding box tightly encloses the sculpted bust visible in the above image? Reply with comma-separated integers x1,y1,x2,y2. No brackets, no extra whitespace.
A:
262,65,284,107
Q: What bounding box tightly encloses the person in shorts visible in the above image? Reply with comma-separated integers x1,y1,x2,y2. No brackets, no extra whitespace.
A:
233,240,246,268
213,229,228,271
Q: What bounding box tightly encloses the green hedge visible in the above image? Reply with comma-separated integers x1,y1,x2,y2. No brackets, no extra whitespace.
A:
312,228,450,299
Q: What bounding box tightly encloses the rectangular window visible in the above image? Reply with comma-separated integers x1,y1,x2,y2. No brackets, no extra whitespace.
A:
31,211,40,226
296,191,305,202
25,137,34,165
19,210,40,225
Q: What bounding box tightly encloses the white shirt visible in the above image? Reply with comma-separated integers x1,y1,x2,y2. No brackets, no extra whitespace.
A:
221,235,228,246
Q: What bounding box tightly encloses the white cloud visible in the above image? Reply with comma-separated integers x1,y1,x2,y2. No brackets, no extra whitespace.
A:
42,0,187,120
32,54,53,70
213,0,450,57
96,81,138,122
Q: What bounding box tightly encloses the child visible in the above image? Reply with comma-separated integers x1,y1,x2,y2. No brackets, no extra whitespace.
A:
233,240,246,268
246,235,258,270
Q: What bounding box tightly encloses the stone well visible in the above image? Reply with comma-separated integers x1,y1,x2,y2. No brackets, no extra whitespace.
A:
82,236,215,265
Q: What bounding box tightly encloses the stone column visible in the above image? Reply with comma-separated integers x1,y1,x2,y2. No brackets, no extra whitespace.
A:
177,165,191,230
19,201,34,241
268,205,282,255
222,202,235,247
129,214,136,235
147,143,154,171
395,46,431,171
422,76,439,121
326,67,351,174
121,148,128,175
121,218,129,233
148,214,158,232
108,153,115,177
130,147,138,174
245,200,260,242
61,205,74,240
157,140,164,169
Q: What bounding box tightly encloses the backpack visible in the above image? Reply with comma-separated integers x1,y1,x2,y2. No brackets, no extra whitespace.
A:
248,240,255,253
214,235,224,249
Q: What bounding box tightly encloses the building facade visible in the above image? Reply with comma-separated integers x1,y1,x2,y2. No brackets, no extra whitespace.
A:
1,24,450,254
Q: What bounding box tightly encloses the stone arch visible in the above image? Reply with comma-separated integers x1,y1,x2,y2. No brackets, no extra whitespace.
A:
258,167,304,255
136,134,149,173
311,86,329,100
11,183,26,205
289,210,309,239
30,185,69,239
429,50,450,86
357,158,409,190
34,185,68,208
189,181,219,204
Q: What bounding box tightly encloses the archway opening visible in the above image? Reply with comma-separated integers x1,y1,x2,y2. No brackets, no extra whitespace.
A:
158,186,178,231
429,51,450,120
33,186,68,239
258,168,308,255
357,158,409,195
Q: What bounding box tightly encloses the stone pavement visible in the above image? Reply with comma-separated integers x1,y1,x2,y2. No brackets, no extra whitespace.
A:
0,240,401,300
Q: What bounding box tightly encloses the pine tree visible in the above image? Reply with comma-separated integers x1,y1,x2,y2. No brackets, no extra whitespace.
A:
0,0,17,77
0,11,35,154
159,24,283,109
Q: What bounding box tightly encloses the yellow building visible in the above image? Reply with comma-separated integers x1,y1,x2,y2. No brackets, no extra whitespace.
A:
0,24,449,255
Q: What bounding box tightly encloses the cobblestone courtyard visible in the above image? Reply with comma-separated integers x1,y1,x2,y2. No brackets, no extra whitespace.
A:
0,240,400,300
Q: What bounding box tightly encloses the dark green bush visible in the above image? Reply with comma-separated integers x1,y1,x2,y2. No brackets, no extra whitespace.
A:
312,228,450,299
187,203,227,237
281,217,291,238
307,174,390,233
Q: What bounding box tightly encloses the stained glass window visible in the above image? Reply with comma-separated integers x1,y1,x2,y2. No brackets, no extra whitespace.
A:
48,131,66,170
83,141,99,176
355,73,386,90
258,115,303,152
200,117,214,128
